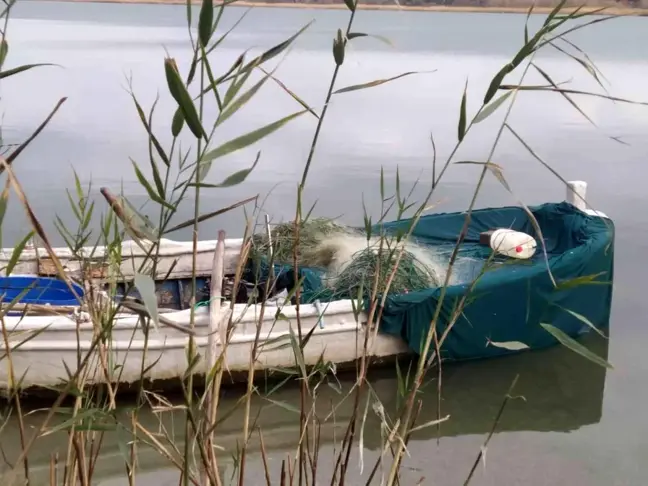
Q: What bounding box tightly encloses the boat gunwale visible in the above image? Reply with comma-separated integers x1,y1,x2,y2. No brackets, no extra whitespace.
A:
1,299,363,331
0,320,364,351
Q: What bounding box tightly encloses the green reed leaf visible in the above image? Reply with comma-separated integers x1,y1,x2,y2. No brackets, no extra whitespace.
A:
211,51,245,90
131,160,175,210
550,41,606,93
195,152,260,188
221,66,250,109
42,408,116,436
543,0,567,27
206,7,252,56
343,0,356,11
553,272,610,291
483,64,513,104
474,91,512,124
149,156,165,202
134,273,159,331
264,397,301,414
171,107,185,137
6,231,35,276
540,323,612,369
73,170,84,202
0,63,55,80
487,339,529,351
258,66,319,119
0,39,7,70
0,181,9,249
131,94,171,167
532,63,596,126
101,188,158,243
523,4,534,44
198,0,214,48
333,71,425,95
458,79,468,142
288,325,308,378
555,304,607,338
0,322,51,360
225,21,313,82
499,85,648,106
164,57,205,139
4,97,66,167
164,195,257,234
198,109,306,180
217,65,278,127
65,190,82,222
347,32,393,47
537,14,616,51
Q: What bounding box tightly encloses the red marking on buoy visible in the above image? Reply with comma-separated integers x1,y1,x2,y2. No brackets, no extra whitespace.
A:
515,245,523,253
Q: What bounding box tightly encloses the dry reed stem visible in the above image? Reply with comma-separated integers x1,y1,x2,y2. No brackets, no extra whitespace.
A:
0,316,29,484
383,44,539,486
204,229,226,486
0,157,81,302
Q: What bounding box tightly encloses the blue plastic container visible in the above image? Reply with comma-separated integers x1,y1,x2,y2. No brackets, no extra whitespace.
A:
0,276,84,306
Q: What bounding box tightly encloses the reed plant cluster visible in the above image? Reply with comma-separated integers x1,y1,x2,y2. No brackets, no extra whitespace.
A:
0,0,638,484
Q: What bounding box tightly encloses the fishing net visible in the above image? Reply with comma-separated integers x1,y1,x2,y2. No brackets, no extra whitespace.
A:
250,218,354,267
326,243,440,299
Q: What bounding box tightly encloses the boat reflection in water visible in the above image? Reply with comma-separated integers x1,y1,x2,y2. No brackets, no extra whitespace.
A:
1,331,609,484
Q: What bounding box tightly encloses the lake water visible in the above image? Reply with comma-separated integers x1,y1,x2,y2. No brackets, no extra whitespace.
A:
2,1,648,484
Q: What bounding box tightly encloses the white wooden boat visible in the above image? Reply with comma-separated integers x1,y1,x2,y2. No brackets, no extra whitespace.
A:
0,181,609,392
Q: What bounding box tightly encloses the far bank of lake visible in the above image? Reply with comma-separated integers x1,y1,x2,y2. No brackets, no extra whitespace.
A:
40,0,648,16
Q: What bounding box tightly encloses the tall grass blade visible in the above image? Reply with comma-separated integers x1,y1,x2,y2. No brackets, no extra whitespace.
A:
258,66,319,119
347,32,393,47
217,66,278,127
474,91,512,124
486,339,529,351
0,63,54,79
553,272,610,291
196,151,260,188
532,63,596,126
164,195,257,233
198,109,306,180
131,160,175,210
4,97,67,167
458,79,468,142
5,231,34,276
0,39,7,69
0,178,9,248
333,71,426,94
523,3,534,44
134,273,160,331
229,21,313,80
164,57,206,139
483,65,513,104
498,85,648,105
198,0,214,48
130,94,171,167
555,304,607,338
540,323,612,369
0,158,80,300
171,107,185,137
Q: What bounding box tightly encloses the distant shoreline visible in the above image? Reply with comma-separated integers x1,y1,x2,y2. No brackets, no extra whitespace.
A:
45,0,648,16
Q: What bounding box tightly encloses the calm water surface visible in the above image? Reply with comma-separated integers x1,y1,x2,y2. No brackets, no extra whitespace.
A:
2,1,648,484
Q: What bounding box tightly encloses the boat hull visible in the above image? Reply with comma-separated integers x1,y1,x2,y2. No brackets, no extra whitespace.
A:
0,301,410,392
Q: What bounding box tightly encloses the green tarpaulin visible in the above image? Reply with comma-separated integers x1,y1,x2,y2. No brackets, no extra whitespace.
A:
249,202,615,362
